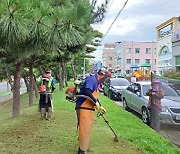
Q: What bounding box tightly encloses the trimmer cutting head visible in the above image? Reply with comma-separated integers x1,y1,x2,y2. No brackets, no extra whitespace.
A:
114,135,119,142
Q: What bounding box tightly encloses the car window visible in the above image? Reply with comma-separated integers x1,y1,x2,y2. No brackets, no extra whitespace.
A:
111,79,129,86
134,84,141,92
142,85,151,96
127,84,136,92
162,84,179,96
142,84,179,96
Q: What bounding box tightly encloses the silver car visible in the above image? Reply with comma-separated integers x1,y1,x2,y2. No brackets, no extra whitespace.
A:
121,81,180,125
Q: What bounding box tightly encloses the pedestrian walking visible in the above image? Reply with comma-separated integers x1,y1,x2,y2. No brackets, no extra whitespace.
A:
146,78,164,132
75,68,110,154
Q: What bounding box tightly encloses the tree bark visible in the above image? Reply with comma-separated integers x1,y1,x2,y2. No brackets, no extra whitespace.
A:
28,64,34,107
39,65,45,75
71,56,77,81
12,63,22,118
63,63,68,87
23,75,30,93
33,74,39,99
58,62,63,90
61,62,66,88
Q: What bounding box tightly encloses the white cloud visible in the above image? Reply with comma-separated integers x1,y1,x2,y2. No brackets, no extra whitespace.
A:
91,0,180,61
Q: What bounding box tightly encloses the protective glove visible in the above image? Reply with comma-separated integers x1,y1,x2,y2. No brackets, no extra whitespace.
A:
95,101,106,115
152,92,156,95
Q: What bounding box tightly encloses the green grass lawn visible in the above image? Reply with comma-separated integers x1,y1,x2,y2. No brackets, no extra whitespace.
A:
0,83,179,154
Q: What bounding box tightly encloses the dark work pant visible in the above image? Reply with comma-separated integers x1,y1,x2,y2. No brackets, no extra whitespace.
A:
150,105,161,132
39,94,52,109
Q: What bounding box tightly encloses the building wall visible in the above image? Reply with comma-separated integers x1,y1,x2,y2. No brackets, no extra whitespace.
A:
115,41,157,75
156,36,172,74
172,26,180,71
156,17,180,75
102,43,116,70
172,40,180,70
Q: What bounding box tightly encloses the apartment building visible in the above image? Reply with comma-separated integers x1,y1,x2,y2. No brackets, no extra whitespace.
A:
114,41,157,75
102,43,116,70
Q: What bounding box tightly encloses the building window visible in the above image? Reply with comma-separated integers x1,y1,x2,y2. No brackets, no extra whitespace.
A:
145,59,150,64
154,59,157,64
175,56,180,65
126,70,131,74
146,48,151,54
126,59,131,64
135,48,140,53
135,59,140,64
126,48,131,53
109,57,112,60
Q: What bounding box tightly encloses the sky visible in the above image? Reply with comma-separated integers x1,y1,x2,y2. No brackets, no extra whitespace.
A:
91,0,180,61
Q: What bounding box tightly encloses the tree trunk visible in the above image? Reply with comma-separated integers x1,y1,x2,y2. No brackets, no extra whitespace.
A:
29,64,34,107
58,62,63,90
23,75,30,93
62,61,66,87
71,56,77,81
39,65,45,75
33,74,39,99
63,63,68,87
12,63,22,118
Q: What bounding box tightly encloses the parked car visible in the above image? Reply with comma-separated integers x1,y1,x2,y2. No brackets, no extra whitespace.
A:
103,78,130,100
121,81,180,125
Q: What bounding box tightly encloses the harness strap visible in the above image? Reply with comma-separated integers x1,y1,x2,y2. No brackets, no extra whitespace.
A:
75,106,95,111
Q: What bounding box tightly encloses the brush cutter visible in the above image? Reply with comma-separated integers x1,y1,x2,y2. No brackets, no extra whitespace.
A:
97,112,119,142
65,93,119,142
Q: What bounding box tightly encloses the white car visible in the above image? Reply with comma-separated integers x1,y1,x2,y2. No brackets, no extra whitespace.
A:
121,81,180,125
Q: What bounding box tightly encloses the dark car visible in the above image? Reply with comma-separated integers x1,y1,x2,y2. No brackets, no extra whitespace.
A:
103,78,130,100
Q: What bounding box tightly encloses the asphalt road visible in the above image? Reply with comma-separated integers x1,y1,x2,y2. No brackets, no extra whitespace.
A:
115,101,180,148
0,81,27,104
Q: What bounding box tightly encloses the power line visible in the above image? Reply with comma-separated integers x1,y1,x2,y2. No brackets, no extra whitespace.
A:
100,0,129,43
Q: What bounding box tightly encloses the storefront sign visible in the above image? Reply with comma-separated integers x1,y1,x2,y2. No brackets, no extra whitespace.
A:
159,24,172,38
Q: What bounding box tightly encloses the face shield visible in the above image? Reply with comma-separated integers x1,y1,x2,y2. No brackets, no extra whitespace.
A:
99,71,112,84
152,79,162,92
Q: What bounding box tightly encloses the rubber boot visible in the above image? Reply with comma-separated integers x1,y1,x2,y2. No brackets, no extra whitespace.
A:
47,107,52,120
40,108,46,120
77,148,87,154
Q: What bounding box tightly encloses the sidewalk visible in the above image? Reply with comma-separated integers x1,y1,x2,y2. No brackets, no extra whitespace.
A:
0,88,27,104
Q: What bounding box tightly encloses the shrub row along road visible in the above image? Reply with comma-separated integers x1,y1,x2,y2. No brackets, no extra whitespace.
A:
114,101,180,148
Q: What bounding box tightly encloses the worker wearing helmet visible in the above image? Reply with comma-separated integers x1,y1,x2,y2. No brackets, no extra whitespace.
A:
146,78,164,132
39,70,54,120
76,68,110,154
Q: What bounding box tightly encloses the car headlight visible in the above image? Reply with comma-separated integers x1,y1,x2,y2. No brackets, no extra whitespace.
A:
161,106,169,112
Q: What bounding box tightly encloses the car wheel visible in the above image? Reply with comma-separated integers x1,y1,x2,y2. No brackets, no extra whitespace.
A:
142,107,150,125
123,98,129,110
